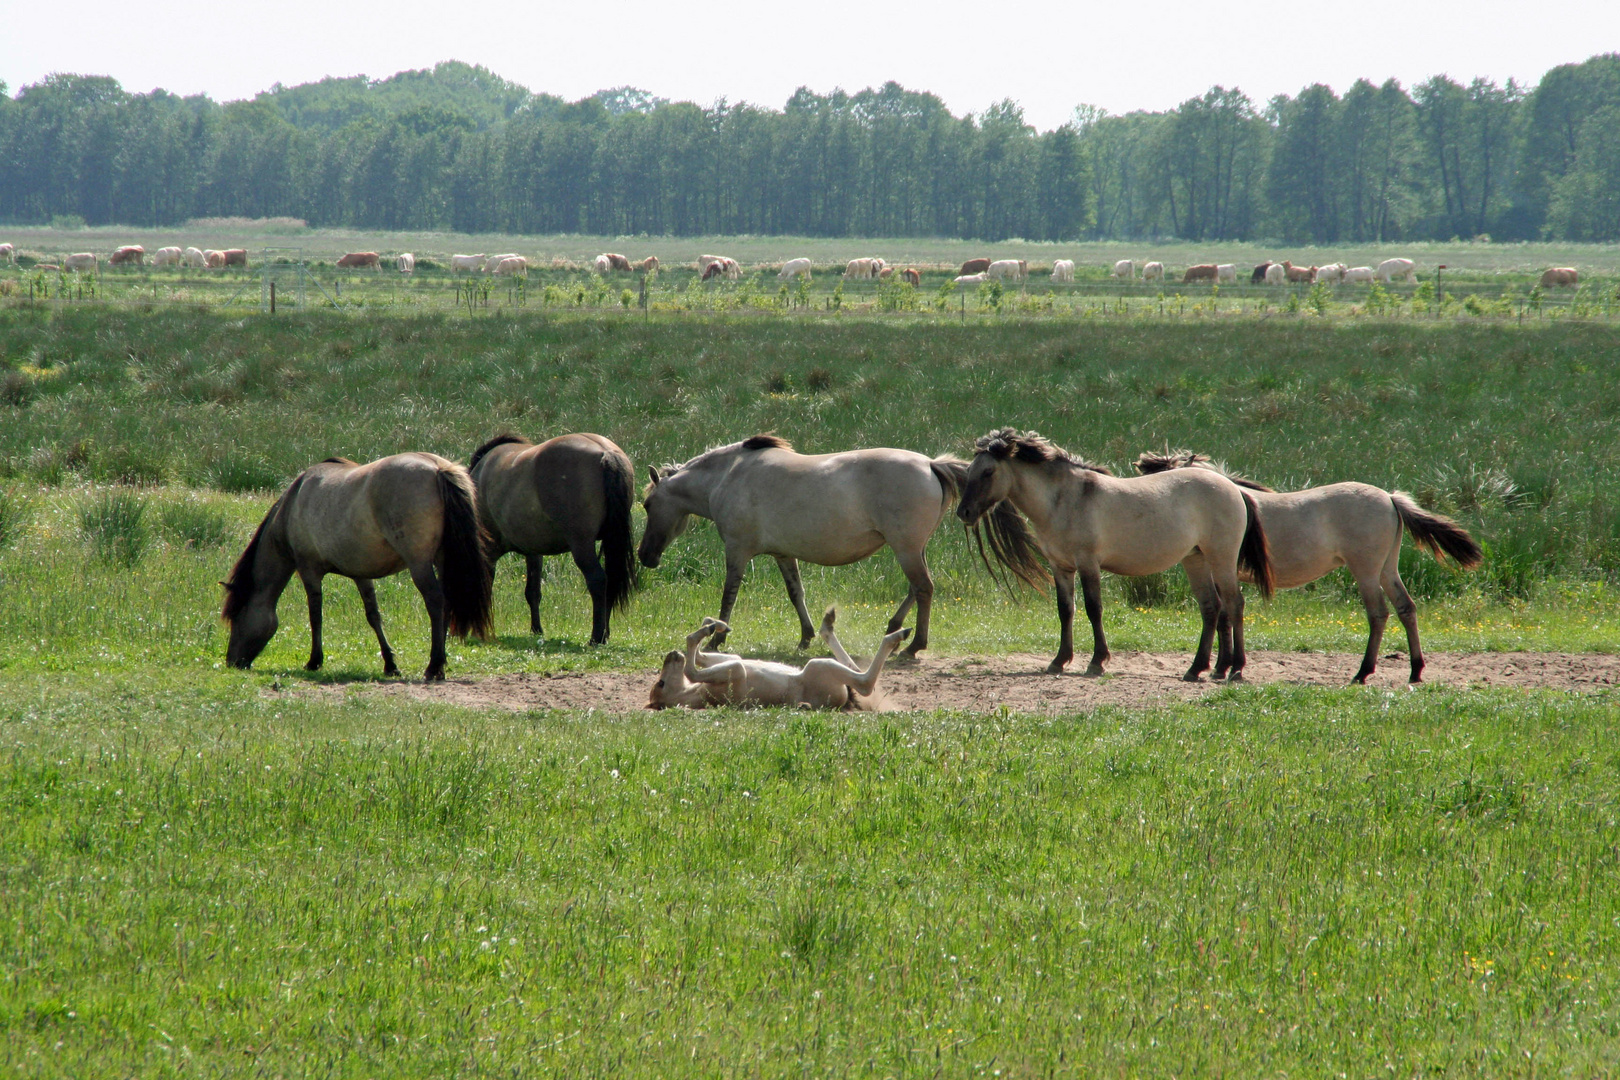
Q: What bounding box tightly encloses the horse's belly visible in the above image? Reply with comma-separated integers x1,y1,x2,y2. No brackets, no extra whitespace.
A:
762,531,886,567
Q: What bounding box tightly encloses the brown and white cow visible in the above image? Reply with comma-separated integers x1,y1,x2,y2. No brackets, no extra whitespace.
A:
1182,263,1217,283
109,245,145,266
336,252,381,270
959,257,992,276
899,267,920,286
1540,267,1578,288
638,256,659,272
204,249,226,269
596,252,631,272
1282,261,1314,283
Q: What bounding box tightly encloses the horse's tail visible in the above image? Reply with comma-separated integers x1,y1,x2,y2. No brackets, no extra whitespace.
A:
1391,491,1483,569
1238,491,1275,600
599,447,640,614
972,501,1051,592
929,455,969,507
436,464,494,639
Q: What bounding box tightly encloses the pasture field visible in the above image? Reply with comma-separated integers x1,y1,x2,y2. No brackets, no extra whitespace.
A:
2,306,1619,1074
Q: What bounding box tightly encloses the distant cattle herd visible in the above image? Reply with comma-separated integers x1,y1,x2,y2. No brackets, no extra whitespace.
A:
0,240,1584,291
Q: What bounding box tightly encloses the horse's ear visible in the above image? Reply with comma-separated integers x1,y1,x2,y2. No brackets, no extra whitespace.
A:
647,465,660,487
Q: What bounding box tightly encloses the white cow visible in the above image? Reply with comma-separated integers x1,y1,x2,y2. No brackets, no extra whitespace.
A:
494,256,528,275
397,253,415,273
845,257,878,279
1141,261,1164,281
152,246,182,267
64,252,98,272
778,257,812,281
451,254,485,273
987,259,1027,282
1314,263,1346,284
1344,266,1375,283
1264,262,1287,285
485,253,520,273
1216,263,1237,283
593,254,612,274
182,246,206,268
1112,258,1135,279
1051,259,1075,283
954,272,988,285
0,243,15,263
1377,257,1416,283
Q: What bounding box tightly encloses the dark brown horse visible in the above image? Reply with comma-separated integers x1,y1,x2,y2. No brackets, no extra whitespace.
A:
222,454,493,680
469,433,638,644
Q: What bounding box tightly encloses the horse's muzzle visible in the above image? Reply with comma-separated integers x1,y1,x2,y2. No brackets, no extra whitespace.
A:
956,502,985,526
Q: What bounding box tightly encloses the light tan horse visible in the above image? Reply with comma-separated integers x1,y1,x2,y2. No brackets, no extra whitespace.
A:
957,429,1274,680
469,433,638,645
222,454,493,680
1136,451,1483,683
647,608,910,710
639,434,986,657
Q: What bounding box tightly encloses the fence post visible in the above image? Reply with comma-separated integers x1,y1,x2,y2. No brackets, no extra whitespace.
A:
270,281,276,315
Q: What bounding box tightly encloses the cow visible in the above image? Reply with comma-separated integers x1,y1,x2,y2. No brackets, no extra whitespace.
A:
960,257,993,276
1264,262,1287,285
223,249,248,268
1112,258,1135,279
1282,261,1314,283
484,253,520,273
697,254,727,274
592,254,612,274
638,256,659,272
34,264,60,272
1540,267,1578,288
1251,262,1272,284
108,245,145,266
1314,263,1346,284
878,267,894,279
1182,264,1218,283
778,257,812,281
64,252,98,273
0,243,13,264
1376,258,1416,283
597,252,632,272
1216,263,1237,284
494,256,528,276
987,259,1027,282
336,252,381,271
701,260,727,282
183,247,207,268
1141,261,1164,281
1344,266,1375,283
397,252,415,273
954,272,988,285
1051,259,1075,283
203,249,226,269
152,246,182,267
845,257,878,279
899,268,920,286
451,254,485,273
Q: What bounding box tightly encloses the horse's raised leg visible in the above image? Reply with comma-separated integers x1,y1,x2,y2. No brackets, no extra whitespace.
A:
1382,560,1424,683
355,578,399,676
570,540,610,645
524,554,544,635
298,567,325,671
889,547,934,657
1078,568,1110,676
1351,567,1390,684
711,551,751,648
1182,554,1224,680
774,556,817,649
409,563,449,681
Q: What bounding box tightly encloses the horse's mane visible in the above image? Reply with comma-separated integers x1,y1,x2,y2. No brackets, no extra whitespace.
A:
974,428,1113,474
1134,449,1275,492
221,507,275,625
649,433,794,495
321,456,358,466
741,433,793,452
469,433,531,472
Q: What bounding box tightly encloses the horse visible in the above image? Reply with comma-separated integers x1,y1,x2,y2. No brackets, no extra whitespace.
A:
468,433,638,645
222,454,493,680
1135,451,1483,683
956,428,1274,680
647,608,910,710
638,434,989,657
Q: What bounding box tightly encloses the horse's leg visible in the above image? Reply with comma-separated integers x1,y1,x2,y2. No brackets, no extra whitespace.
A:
774,556,817,649
297,567,325,671
1079,568,1110,676
1182,553,1228,679
711,549,751,648
355,578,399,676
1382,557,1424,683
1215,566,1248,681
1351,564,1390,684
524,554,544,635
569,540,610,645
409,562,449,681
889,547,934,658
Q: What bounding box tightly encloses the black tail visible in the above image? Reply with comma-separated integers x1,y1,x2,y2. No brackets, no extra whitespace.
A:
1392,492,1484,569
599,447,639,613
929,456,969,507
1238,491,1275,599
437,465,494,639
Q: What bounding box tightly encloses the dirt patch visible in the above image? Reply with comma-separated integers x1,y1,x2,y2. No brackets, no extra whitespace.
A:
288,651,1620,714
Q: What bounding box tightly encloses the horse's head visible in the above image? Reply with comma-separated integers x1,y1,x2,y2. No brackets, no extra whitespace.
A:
223,584,278,669
638,465,692,568
646,650,688,709
957,451,1014,526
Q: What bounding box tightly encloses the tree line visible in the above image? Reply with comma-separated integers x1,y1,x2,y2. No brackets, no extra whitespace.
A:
2,56,1618,243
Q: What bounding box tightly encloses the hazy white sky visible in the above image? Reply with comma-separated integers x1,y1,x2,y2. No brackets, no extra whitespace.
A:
3,1,1617,129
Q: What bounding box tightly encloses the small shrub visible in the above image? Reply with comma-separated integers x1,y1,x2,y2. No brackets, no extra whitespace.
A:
92,445,168,485
81,490,151,567
0,488,27,549
2,371,30,407
159,500,233,549
806,367,834,392
206,455,284,493
763,370,793,394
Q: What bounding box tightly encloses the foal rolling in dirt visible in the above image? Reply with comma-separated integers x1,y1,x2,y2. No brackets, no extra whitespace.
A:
647,609,910,710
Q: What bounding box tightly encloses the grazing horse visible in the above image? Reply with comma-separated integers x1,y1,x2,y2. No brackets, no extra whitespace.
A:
1136,451,1483,683
648,608,910,710
222,454,493,680
639,434,979,657
468,433,638,645
956,429,1274,680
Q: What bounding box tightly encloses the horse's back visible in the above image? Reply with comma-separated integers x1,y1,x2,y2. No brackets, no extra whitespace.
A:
474,433,625,554
288,453,455,574
1084,469,1250,574
1253,482,1400,584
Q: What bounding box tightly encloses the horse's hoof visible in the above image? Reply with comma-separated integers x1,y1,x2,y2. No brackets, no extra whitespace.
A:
798,637,814,651
1047,659,1070,674
1181,672,1204,683
423,668,446,682
384,664,400,677
305,658,323,672
1226,671,1244,683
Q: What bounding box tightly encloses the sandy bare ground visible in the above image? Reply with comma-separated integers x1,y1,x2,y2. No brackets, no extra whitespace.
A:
288,650,1620,714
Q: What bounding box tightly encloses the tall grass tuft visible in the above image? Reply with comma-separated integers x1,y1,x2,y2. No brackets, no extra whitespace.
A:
776,891,861,970
158,500,233,550
204,455,284,494
80,490,151,567
0,487,27,549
